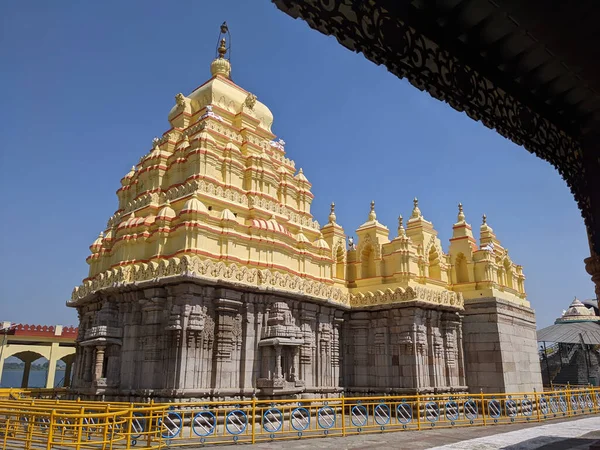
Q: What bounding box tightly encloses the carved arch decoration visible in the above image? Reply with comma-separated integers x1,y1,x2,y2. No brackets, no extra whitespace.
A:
331,238,347,280
271,0,596,253
454,252,469,284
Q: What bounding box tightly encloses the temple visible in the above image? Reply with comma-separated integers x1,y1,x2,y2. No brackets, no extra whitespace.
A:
67,29,542,400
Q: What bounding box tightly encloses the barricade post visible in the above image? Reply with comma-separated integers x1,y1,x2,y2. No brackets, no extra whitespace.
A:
46,409,55,450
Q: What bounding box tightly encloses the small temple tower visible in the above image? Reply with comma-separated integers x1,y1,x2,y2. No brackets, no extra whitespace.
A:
68,26,541,400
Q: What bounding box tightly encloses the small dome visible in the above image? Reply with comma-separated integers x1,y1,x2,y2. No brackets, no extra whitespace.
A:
143,215,156,227
251,217,291,237
90,232,104,253
297,231,309,244
556,297,600,323
221,208,237,221
157,202,176,220
295,168,308,183
182,195,208,214
565,298,593,316
104,228,114,240
125,166,136,178
118,212,135,229
211,57,231,78
314,234,330,250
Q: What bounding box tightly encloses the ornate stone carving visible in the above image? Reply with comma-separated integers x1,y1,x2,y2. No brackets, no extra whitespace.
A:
71,255,350,307
175,93,186,107
244,93,257,110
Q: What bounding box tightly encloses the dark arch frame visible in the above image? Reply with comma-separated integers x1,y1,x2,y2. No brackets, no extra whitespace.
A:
272,0,600,297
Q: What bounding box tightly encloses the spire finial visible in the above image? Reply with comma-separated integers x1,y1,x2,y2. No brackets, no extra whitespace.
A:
217,38,227,58
328,202,337,224
457,202,465,223
411,197,422,219
368,200,377,221
211,23,232,78
397,215,406,237
482,213,487,225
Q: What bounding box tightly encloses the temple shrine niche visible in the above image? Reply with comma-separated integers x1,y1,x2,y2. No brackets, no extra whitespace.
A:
68,27,542,400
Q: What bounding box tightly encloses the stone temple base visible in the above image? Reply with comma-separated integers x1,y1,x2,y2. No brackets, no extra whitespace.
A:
342,305,468,396
461,297,543,393
70,278,541,401
71,278,345,402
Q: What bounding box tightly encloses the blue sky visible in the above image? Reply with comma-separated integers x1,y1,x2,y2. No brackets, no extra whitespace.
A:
0,1,593,329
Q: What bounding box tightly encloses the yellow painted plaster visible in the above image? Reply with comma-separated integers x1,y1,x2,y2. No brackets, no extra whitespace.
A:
71,41,528,311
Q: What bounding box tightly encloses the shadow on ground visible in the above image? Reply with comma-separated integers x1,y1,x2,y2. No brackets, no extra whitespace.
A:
502,435,600,450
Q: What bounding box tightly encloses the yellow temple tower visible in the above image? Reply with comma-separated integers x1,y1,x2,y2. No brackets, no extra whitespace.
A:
68,26,541,399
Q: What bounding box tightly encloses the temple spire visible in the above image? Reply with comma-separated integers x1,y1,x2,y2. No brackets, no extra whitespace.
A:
211,23,231,78
457,202,465,223
368,200,377,221
411,197,422,219
329,202,336,224
397,215,406,237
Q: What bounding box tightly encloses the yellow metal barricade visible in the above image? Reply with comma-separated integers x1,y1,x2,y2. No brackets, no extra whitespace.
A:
2,386,600,449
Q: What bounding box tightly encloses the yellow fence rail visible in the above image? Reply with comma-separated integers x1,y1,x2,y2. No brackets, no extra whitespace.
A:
1,386,600,449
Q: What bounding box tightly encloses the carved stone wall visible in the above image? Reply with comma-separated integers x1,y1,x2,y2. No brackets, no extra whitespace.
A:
71,279,541,400
343,306,467,395
71,281,344,401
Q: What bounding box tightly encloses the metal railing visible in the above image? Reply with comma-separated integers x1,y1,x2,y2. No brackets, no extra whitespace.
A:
2,386,600,449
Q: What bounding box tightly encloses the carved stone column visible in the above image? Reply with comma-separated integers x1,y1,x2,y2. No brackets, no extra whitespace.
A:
94,346,106,381
300,303,318,387
64,359,73,388
212,290,243,392
274,345,283,379
332,313,343,387
291,346,299,382
82,347,92,383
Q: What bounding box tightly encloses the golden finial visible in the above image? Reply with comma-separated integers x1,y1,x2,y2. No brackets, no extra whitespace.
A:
368,200,377,221
397,215,406,237
411,197,422,219
457,202,465,222
211,23,232,78
217,38,227,58
328,202,336,224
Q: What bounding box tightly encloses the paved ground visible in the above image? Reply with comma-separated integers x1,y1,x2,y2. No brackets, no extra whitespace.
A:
203,416,600,450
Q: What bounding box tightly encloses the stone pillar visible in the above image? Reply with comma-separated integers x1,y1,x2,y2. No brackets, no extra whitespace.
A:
64,360,73,388
291,346,299,382
94,346,106,381
239,299,257,393
332,314,343,387
300,303,318,387
274,345,282,379
82,347,92,383
212,290,242,391
45,342,60,388
21,360,32,388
